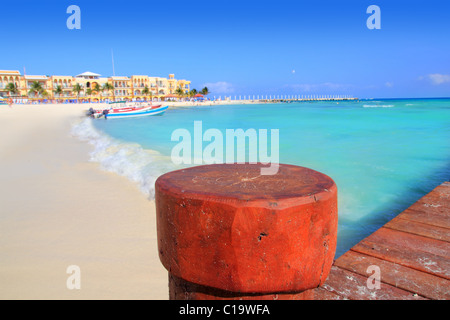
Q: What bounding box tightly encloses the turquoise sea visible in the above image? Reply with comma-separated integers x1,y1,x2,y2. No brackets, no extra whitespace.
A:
73,98,450,258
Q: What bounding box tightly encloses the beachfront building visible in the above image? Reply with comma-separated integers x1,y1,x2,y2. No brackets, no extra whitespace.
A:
0,70,22,97
155,77,168,96
178,79,191,95
52,75,75,99
0,72,52,99
167,74,190,95
75,71,108,90
111,76,131,99
24,75,52,98
0,69,190,102
0,70,51,99
168,74,177,94
131,75,150,99
148,77,159,96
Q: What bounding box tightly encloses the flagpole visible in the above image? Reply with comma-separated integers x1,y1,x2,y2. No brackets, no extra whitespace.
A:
111,49,115,76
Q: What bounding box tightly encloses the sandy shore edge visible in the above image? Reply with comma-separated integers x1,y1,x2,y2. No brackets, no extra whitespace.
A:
0,104,168,299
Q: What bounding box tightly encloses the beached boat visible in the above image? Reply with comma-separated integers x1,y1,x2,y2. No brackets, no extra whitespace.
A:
0,97,8,105
87,104,169,119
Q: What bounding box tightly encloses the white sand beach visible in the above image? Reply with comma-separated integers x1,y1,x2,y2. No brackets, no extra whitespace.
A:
0,103,168,299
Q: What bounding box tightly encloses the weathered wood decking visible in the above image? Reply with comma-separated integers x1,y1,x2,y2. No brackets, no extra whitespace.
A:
312,181,450,300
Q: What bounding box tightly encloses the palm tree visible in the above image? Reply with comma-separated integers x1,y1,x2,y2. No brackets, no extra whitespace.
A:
28,81,44,98
72,83,83,101
142,86,152,101
41,90,49,99
86,88,93,102
175,87,185,100
201,86,210,96
102,83,114,100
189,88,198,98
93,83,101,96
53,85,63,101
5,83,19,97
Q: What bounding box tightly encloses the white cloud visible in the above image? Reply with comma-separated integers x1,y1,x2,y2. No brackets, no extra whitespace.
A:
424,74,450,85
385,82,394,87
202,81,234,94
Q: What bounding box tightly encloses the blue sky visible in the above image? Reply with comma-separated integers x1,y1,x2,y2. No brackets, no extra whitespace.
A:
1,0,449,98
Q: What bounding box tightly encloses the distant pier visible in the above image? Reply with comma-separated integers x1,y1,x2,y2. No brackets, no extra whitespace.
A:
311,181,450,300
213,95,359,103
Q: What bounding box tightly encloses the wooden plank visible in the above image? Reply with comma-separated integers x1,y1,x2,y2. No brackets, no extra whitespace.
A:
415,197,450,212
358,227,450,258
385,216,450,242
401,182,450,228
418,190,450,203
334,250,450,300
352,228,450,279
411,185,450,211
434,182,450,196
399,207,450,229
314,182,450,300
320,266,427,300
310,287,345,300
422,184,450,197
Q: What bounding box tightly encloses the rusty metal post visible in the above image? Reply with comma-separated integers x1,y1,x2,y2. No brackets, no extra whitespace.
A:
155,163,338,300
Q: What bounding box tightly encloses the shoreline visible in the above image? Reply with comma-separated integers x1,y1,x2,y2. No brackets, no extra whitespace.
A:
4,97,361,109
0,103,168,299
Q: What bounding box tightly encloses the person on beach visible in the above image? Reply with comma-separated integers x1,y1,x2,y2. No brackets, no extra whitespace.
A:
101,109,109,119
86,107,96,118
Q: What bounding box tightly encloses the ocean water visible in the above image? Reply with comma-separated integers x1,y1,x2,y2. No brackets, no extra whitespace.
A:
72,98,450,258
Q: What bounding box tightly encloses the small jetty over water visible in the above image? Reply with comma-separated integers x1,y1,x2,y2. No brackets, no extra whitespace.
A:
262,96,359,103
312,181,450,300
213,95,359,103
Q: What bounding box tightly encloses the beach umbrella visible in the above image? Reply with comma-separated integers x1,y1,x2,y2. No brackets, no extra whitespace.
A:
194,94,204,100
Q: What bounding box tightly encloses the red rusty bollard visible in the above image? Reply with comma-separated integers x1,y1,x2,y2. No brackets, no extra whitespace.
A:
155,163,338,300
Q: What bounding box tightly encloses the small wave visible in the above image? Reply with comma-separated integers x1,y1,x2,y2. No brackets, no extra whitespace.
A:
71,118,176,199
362,104,395,108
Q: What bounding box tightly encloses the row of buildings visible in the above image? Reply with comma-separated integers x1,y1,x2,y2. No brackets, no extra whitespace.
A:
0,70,191,101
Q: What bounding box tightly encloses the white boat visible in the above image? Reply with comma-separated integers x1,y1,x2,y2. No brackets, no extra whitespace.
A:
107,105,169,118
88,104,169,119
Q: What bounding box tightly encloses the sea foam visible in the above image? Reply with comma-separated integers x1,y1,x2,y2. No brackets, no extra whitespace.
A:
71,118,176,199
362,104,395,108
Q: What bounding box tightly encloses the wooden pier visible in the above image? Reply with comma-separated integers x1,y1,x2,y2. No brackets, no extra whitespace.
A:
217,95,359,103
311,181,450,300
